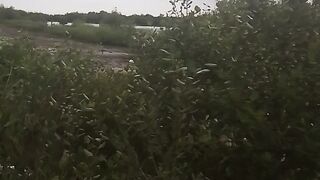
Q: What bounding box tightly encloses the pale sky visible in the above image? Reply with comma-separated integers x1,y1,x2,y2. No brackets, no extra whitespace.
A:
0,0,215,16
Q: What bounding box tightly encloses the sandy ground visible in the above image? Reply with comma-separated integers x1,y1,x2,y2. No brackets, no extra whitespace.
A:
0,25,131,68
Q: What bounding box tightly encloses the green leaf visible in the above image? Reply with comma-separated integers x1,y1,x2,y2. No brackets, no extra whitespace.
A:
84,149,94,157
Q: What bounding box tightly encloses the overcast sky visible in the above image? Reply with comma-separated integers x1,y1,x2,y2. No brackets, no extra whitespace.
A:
0,0,215,16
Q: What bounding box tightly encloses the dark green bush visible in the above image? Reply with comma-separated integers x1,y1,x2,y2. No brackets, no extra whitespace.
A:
0,0,320,179
132,0,320,179
0,40,138,179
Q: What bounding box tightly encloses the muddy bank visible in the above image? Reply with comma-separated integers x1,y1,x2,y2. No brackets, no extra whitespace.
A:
0,25,132,68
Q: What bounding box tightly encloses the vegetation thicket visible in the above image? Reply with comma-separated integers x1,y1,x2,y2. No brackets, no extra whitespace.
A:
0,0,320,179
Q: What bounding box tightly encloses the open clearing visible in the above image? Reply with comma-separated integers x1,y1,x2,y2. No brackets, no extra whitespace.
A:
0,25,131,68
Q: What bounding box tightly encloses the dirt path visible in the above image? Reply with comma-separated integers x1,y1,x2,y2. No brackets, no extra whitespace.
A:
0,25,131,68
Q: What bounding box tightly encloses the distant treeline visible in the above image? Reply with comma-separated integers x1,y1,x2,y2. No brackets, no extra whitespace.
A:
0,5,176,27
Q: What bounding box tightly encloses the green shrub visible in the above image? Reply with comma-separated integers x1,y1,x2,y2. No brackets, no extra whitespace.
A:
0,0,320,179
131,0,320,179
0,40,137,179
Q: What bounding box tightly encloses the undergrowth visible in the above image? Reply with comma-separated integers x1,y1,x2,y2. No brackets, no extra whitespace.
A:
0,0,320,179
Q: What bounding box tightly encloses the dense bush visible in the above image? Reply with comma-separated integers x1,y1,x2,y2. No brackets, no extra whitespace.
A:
0,0,320,179
0,40,137,179
132,0,320,179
